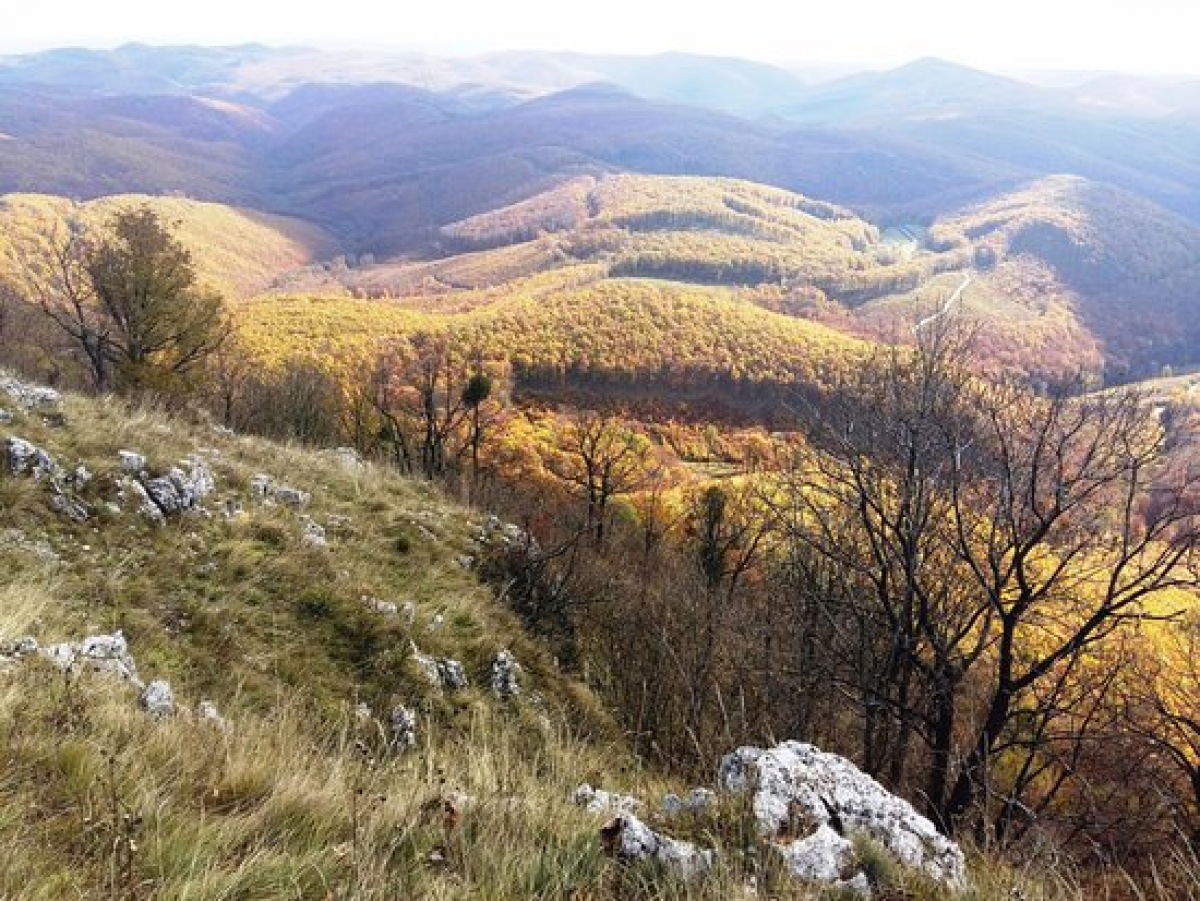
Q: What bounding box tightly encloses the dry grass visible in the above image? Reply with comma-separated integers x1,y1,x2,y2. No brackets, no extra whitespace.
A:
0,381,1109,899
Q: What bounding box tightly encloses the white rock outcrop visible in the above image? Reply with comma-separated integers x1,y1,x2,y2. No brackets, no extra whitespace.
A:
141,456,215,516
718,741,966,887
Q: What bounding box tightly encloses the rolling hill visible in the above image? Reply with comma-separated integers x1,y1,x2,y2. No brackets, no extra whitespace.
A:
0,193,340,297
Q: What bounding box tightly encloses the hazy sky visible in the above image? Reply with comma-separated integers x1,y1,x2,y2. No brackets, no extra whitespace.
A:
3,0,1198,75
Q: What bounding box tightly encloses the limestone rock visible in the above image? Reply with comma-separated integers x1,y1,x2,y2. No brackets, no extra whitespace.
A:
0,376,61,410
6,437,61,480
41,631,142,686
139,679,175,719
141,457,215,517
718,741,966,887
118,450,146,474
391,704,417,752
364,596,398,617
490,649,522,700
197,700,228,729
662,787,716,817
274,485,310,508
300,516,328,547
600,813,714,879
437,658,468,690
573,784,641,816
411,644,468,691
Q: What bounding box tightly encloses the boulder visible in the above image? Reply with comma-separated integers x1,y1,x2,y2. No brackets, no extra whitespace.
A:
718,741,965,887
599,813,714,879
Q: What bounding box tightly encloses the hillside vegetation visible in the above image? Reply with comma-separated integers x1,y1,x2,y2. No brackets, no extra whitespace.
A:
0,193,340,298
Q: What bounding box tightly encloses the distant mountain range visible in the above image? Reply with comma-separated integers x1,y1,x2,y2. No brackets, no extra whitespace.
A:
2,43,1200,386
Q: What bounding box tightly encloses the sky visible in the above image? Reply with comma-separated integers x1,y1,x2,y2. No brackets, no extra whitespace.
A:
2,0,1199,75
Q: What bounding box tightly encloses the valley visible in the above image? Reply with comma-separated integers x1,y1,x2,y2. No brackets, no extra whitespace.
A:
3,38,1200,899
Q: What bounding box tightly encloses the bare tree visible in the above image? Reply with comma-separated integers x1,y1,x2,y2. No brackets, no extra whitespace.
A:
546,411,652,544
771,320,1200,837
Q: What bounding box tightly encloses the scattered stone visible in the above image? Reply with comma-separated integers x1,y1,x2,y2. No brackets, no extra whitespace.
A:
718,741,966,887
391,704,417,752
118,450,146,474
139,679,175,719
48,489,89,522
249,474,311,508
300,516,328,547
119,477,165,524
0,376,61,410
662,787,717,817
326,447,363,470
437,658,468,690
363,596,398,617
40,631,142,686
197,699,228,729
600,813,715,879
427,612,445,631
0,409,11,424
573,784,641,815
479,515,538,552
400,601,416,625
274,485,310,508
490,649,522,700
6,436,61,480
141,457,215,517
0,636,38,660
0,528,59,563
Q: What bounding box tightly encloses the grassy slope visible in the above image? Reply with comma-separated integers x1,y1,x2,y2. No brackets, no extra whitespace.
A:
0,382,1079,900
0,193,340,298
0,384,631,898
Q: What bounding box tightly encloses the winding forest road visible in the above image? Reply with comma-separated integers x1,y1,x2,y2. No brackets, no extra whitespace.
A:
913,273,973,333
